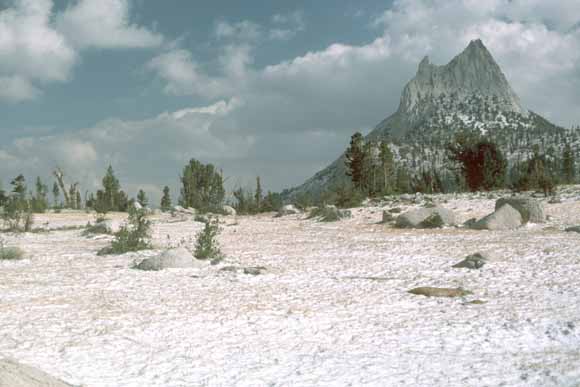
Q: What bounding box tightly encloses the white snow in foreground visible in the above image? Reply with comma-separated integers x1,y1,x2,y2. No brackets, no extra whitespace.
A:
1,196,580,387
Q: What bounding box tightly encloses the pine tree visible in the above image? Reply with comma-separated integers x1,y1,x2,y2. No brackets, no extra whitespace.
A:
137,189,148,207
179,159,225,213
32,177,48,213
102,165,120,211
254,176,263,212
10,175,27,200
345,132,366,191
160,186,172,212
562,143,576,184
52,182,60,208
379,141,395,194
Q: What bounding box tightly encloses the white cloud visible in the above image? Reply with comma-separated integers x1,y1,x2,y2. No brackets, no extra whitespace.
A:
0,0,163,103
56,0,163,49
0,0,76,101
269,11,305,40
0,76,41,102
0,99,255,202
214,20,261,42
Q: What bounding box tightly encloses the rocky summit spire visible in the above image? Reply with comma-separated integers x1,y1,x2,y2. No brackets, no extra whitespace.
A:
399,39,527,118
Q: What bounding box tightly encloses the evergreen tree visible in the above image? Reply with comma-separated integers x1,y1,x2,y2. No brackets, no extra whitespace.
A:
562,143,576,184
379,141,395,194
102,165,120,210
254,176,263,211
10,175,27,200
137,189,148,207
345,132,366,191
179,159,225,213
31,177,49,213
160,186,172,212
52,182,60,208
94,165,128,212
0,180,6,208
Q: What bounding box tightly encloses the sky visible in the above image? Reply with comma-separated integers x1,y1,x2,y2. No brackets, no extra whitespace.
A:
0,0,579,204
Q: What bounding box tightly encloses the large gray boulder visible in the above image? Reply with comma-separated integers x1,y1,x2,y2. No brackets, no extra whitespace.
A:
495,196,545,223
0,358,73,387
471,204,522,230
277,204,301,216
395,206,456,228
222,205,237,216
136,247,206,271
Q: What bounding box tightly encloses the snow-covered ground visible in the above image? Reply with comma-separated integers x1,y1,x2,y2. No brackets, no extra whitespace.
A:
1,194,580,387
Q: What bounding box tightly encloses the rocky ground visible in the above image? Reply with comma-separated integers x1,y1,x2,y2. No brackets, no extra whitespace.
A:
1,187,580,387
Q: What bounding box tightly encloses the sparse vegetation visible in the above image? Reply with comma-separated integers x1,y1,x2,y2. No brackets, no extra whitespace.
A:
194,217,223,262
0,237,24,260
97,208,152,255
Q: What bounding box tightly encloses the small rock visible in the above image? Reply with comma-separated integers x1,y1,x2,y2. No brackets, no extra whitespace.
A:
408,287,472,298
388,208,402,214
453,252,488,269
467,300,487,305
136,247,206,271
382,211,394,223
243,266,267,275
565,226,580,233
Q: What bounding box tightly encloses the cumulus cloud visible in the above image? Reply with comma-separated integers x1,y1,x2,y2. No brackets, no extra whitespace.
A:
0,0,76,101
56,0,163,49
0,0,162,103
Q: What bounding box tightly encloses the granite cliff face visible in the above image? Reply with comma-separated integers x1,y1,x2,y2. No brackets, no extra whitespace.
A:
285,39,572,198
399,39,526,122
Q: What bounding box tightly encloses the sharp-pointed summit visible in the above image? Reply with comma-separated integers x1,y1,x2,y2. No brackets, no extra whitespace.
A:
396,39,526,136
285,39,569,198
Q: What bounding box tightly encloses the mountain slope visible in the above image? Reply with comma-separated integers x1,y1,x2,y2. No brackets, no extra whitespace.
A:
285,39,578,198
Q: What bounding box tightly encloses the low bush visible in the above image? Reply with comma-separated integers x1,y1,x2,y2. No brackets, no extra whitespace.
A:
97,208,152,255
194,217,223,263
0,238,24,260
308,206,340,222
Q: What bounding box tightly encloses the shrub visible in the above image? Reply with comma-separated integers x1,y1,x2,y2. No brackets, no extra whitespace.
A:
98,208,152,255
308,206,341,222
0,238,24,260
1,197,33,232
194,217,223,262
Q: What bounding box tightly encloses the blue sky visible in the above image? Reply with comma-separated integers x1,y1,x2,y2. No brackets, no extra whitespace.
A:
1,0,580,203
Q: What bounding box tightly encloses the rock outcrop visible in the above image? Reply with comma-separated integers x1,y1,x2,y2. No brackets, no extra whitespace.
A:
395,206,456,228
0,358,74,387
495,197,545,223
471,204,522,230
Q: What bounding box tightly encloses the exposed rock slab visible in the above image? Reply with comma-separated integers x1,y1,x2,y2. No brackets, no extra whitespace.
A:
408,287,472,298
0,358,73,387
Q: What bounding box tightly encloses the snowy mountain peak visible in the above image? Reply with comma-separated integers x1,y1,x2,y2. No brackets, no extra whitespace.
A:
398,39,527,126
